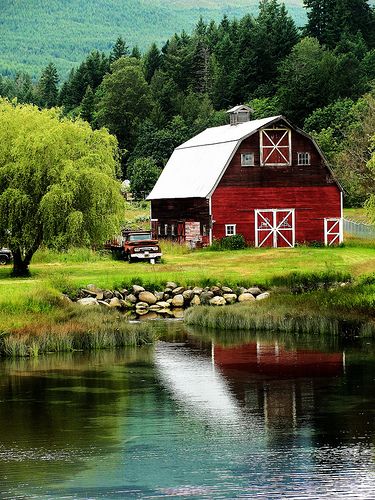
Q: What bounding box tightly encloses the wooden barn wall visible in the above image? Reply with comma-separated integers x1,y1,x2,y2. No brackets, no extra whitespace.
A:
220,130,335,188
211,186,341,243
151,198,210,225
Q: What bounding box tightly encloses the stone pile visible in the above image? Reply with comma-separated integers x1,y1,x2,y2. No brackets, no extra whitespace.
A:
73,282,270,315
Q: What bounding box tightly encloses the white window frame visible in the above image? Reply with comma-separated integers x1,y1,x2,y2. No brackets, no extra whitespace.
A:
260,128,292,166
241,152,255,167
225,224,236,237
164,224,168,236
297,152,310,166
171,224,175,236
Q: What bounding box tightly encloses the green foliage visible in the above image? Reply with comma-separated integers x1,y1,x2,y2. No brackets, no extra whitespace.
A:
0,99,125,275
37,63,59,108
269,270,352,293
128,157,160,199
210,234,247,251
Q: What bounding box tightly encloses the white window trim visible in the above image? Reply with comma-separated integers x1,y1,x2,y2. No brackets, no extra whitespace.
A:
260,128,292,166
225,224,236,236
297,152,311,166
241,152,255,167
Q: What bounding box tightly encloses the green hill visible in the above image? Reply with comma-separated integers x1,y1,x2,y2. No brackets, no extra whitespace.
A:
1,0,306,78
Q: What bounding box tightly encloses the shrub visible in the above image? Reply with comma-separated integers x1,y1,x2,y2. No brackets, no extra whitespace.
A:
210,234,247,251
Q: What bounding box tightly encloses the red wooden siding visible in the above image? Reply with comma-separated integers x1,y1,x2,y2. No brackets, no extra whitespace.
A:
211,186,341,244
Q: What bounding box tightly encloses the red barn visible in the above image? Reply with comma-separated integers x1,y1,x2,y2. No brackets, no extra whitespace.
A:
147,106,343,247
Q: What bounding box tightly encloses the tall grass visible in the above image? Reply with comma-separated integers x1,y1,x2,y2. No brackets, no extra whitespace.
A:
32,247,110,264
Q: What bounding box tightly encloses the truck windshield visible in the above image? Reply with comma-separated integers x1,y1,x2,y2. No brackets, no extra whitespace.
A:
128,233,152,242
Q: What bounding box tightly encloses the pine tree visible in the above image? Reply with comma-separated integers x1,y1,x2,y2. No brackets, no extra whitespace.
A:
110,37,129,63
80,85,95,123
131,46,141,59
38,62,59,108
143,43,161,83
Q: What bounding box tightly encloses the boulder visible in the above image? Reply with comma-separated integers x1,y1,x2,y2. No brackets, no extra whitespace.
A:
114,290,124,300
238,293,256,302
172,308,184,318
172,286,185,295
103,290,114,300
223,293,238,304
98,300,111,308
182,289,194,301
132,285,145,295
81,289,98,298
154,291,164,301
192,286,203,295
166,281,178,290
209,296,226,306
149,304,162,311
139,291,157,305
86,284,103,294
109,297,122,308
171,294,184,307
136,301,149,310
222,286,233,293
136,309,149,316
156,301,170,308
77,297,99,307
200,291,214,304
247,287,262,297
95,291,104,301
256,292,270,301
190,295,201,306
210,286,222,295
126,294,137,304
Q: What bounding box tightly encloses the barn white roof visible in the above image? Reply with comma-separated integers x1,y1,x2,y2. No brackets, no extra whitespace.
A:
147,115,283,200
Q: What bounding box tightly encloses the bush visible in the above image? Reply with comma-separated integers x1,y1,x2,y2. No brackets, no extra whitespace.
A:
210,234,247,251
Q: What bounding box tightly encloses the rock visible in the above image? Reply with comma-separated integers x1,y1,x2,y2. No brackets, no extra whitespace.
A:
172,286,185,295
81,289,97,298
164,287,173,294
149,304,162,311
139,312,158,320
77,297,99,307
156,301,170,308
256,292,270,301
200,291,214,304
154,291,164,301
163,293,171,300
166,298,173,305
126,294,137,304
86,284,103,294
192,286,203,295
136,302,149,310
223,293,238,304
166,281,178,290
95,291,104,300
238,293,256,302
236,287,247,295
190,295,201,306
210,286,222,295
172,308,184,318
98,300,111,308
120,288,128,295
247,287,262,297
103,290,113,300
209,296,226,306
171,294,184,307
136,309,149,316
157,308,174,316
183,289,194,301
61,294,72,304
132,285,145,295
139,291,157,305
109,297,122,308
222,286,233,293
114,290,124,300
121,299,135,309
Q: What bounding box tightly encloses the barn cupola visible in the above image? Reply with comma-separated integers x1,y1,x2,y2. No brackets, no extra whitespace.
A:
227,104,253,126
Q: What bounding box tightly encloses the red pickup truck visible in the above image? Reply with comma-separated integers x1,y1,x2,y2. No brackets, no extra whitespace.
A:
106,231,162,263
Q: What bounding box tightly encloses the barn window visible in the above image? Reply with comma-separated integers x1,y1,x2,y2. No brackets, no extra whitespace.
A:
241,152,254,166
202,224,207,236
225,224,236,236
298,152,310,165
164,224,168,236
260,128,291,166
171,224,175,236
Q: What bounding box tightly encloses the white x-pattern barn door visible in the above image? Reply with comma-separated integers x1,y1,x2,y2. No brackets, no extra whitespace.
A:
255,209,295,248
324,218,343,246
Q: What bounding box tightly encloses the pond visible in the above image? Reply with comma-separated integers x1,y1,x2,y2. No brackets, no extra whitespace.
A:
1,322,375,499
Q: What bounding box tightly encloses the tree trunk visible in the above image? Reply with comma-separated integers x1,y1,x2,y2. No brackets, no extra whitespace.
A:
11,249,31,277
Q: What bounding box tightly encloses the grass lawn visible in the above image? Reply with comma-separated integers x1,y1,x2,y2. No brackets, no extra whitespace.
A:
0,237,375,334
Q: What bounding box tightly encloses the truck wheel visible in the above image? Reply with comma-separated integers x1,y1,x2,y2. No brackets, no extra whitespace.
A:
0,255,8,265
127,254,134,263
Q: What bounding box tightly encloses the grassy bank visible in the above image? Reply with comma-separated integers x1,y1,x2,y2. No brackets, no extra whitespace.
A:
0,237,374,345
185,272,375,337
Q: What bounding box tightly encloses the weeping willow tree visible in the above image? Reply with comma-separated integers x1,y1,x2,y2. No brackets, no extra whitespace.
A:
0,99,125,276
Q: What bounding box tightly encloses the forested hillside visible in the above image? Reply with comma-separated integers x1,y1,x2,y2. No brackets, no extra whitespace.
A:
2,0,375,212
1,0,306,77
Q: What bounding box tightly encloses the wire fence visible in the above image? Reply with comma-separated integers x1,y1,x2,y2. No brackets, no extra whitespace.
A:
343,218,375,239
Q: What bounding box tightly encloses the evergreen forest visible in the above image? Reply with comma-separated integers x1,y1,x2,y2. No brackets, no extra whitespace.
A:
2,0,375,208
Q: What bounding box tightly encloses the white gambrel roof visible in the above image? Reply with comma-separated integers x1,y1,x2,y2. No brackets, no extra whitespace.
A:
147,116,283,200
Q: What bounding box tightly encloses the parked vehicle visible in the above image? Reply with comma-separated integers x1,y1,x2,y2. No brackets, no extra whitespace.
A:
105,231,162,263
0,248,13,265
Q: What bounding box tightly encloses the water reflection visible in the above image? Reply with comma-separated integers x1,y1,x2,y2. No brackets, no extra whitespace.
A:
0,325,374,498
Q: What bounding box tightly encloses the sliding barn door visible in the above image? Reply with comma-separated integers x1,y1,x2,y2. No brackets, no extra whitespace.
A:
255,209,295,248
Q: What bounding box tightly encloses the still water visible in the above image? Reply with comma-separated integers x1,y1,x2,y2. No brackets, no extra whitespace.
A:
1,323,375,499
